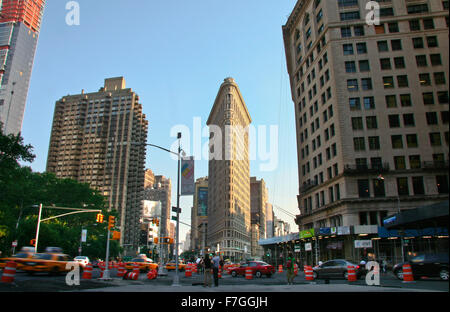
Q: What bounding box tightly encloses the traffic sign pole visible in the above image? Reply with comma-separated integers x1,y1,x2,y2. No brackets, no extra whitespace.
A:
101,228,111,280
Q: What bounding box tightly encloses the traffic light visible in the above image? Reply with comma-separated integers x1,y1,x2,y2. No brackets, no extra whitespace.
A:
108,216,115,230
154,237,158,244
96,213,104,223
155,218,159,226
112,231,121,241
30,239,36,246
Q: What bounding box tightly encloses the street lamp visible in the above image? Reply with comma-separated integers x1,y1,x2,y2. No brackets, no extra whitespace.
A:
132,133,185,287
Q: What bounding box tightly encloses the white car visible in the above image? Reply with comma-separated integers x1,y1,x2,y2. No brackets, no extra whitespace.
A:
74,256,90,268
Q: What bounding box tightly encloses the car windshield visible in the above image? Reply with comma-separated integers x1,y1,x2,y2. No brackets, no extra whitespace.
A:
13,253,29,258
33,254,52,260
131,258,144,262
75,256,87,260
258,262,270,266
411,255,425,263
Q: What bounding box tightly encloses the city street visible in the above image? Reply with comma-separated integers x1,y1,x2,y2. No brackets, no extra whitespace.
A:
0,268,447,292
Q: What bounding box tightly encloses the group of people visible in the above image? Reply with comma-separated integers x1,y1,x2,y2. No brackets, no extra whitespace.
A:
195,253,223,287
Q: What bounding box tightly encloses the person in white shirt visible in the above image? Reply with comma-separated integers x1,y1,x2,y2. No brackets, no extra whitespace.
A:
212,253,221,287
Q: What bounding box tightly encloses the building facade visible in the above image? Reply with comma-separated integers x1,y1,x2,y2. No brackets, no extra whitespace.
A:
143,175,172,244
144,168,155,189
265,203,274,239
46,77,148,256
190,177,208,254
250,177,268,257
207,77,252,262
0,0,45,134
283,0,449,233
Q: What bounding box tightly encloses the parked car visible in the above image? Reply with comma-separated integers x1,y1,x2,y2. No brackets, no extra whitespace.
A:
393,253,449,281
74,256,90,268
125,257,158,271
20,252,70,275
312,259,366,280
229,261,275,278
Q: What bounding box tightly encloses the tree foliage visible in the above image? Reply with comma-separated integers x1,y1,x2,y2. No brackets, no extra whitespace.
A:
0,125,121,259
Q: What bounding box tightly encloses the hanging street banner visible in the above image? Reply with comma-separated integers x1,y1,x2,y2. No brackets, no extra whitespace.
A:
181,156,195,195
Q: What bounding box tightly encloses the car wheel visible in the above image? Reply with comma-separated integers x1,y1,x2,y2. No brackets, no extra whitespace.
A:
439,269,449,281
255,271,262,278
395,269,404,280
313,271,318,279
343,271,348,280
231,271,237,277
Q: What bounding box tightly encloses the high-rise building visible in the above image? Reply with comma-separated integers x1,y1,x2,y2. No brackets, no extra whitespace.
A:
0,0,45,134
190,177,208,254
250,177,268,257
144,168,155,189
46,77,148,256
207,77,252,262
265,203,274,239
283,0,449,232
144,175,172,245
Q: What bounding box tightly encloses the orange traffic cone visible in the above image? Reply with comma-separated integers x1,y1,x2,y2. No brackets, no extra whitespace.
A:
347,265,357,282
402,264,415,283
278,265,283,273
245,268,253,280
82,263,93,280
304,265,314,281
1,261,17,284
185,264,192,277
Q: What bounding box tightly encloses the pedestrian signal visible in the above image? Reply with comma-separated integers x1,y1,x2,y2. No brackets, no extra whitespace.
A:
108,216,115,230
96,213,104,223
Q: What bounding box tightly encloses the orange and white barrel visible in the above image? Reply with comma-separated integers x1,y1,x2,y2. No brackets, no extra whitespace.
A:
347,265,357,282
304,265,314,281
245,268,253,280
402,264,415,283
82,263,93,280
278,264,283,273
1,261,17,284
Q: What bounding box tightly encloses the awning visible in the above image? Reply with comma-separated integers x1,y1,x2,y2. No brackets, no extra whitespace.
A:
383,201,449,229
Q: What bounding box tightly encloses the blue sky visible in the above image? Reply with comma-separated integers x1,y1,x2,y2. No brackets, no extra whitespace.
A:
21,0,299,241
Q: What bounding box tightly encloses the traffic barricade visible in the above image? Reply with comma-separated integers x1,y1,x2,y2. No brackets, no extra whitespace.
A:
278,265,283,273
117,263,126,277
82,263,93,280
1,261,17,284
402,264,415,283
147,269,157,280
185,264,192,277
245,268,253,280
294,263,298,276
347,265,357,282
218,266,222,279
304,265,314,281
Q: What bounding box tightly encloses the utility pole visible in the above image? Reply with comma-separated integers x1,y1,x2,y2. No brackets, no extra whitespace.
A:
172,132,182,287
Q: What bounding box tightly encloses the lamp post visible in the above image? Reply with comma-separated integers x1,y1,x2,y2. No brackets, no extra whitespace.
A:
132,133,184,287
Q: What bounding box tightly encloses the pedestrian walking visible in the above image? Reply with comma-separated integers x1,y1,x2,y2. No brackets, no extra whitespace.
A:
203,254,212,287
212,253,221,287
286,252,295,285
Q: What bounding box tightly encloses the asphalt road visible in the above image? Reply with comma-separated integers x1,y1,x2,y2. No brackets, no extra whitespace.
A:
0,268,448,292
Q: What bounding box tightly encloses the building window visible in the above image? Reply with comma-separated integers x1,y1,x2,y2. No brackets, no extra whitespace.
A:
397,177,409,196
352,117,363,130
358,180,370,198
375,24,385,34
349,97,361,110
368,136,380,150
394,156,406,170
412,37,424,49
391,39,402,51
354,25,365,36
430,54,442,66
380,7,394,17
356,42,367,54
423,92,435,105
403,114,415,127
347,79,359,91
429,132,442,146
383,76,395,88
434,72,446,85
409,155,421,169
362,78,373,90
340,11,361,21
409,20,421,31
388,22,399,33
389,115,400,128
345,61,357,73
397,75,409,88
343,44,354,55
380,58,391,70
406,134,418,148
416,55,428,67
437,91,449,104
423,18,435,30
366,116,378,129
341,27,352,38
419,73,431,86
407,4,429,14
359,60,370,72
426,112,438,125
441,111,449,124
436,175,449,194
391,135,403,149
354,137,365,151
412,177,425,195
394,57,406,69
400,94,412,107
373,179,386,197
386,95,397,108
377,41,389,52
427,36,438,48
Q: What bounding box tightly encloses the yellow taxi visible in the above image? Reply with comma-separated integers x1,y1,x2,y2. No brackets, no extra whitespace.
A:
20,252,70,275
124,257,158,272
0,247,35,270
165,260,186,271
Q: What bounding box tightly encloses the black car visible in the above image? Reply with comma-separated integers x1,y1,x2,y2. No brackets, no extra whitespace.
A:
312,259,366,280
393,253,449,281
